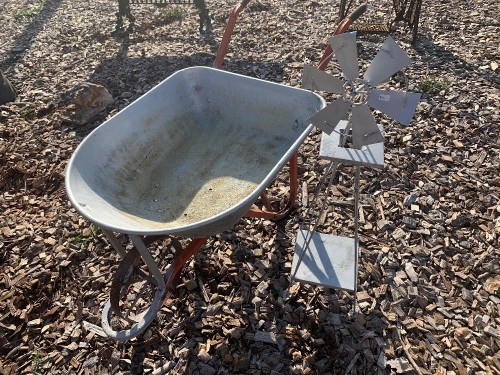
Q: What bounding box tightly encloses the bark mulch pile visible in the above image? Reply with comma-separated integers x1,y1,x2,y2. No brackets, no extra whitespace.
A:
0,0,498,373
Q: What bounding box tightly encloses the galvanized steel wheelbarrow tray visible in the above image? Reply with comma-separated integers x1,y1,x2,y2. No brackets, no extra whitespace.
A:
66,66,325,340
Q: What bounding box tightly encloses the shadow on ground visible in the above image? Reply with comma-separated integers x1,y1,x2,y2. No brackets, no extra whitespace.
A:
67,38,287,136
1,0,63,70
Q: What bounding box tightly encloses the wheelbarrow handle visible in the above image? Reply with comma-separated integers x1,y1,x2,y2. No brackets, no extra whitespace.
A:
348,4,367,23
214,0,252,68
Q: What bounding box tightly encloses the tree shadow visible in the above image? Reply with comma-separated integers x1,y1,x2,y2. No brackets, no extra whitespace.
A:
0,0,63,70
412,35,499,88
93,225,393,374
67,43,287,137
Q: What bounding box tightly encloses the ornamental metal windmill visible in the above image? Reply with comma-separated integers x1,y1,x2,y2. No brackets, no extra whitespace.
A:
291,32,421,299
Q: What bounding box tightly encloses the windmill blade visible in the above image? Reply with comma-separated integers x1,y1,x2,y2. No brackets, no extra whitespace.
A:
363,36,412,87
302,64,344,93
328,32,359,80
351,104,385,149
367,89,421,125
308,98,351,135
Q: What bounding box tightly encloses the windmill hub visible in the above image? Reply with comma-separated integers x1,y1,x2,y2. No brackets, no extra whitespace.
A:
342,78,371,106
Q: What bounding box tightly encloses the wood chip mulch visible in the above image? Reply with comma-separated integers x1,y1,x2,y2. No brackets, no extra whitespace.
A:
0,0,498,374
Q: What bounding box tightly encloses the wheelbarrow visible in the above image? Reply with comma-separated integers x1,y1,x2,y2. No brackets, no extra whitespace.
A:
66,67,325,339
65,1,366,341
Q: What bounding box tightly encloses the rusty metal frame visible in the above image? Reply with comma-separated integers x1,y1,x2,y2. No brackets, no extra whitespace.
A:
339,0,422,43
244,152,299,220
318,5,367,70
213,0,251,69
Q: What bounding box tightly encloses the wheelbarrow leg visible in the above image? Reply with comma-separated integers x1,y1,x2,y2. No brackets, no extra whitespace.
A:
130,235,166,290
101,228,127,258
163,237,209,291
259,192,273,212
101,234,167,340
100,233,208,340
